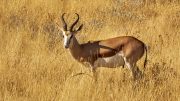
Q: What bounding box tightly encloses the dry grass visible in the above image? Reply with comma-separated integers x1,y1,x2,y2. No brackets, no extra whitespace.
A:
0,0,180,101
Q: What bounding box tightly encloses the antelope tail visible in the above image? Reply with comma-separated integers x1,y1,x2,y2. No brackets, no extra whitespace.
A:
143,45,148,72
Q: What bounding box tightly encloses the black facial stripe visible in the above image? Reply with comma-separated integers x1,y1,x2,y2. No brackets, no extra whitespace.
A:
70,35,73,40
68,35,73,44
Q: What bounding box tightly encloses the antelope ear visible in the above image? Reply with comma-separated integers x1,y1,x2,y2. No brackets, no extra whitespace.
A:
75,24,83,32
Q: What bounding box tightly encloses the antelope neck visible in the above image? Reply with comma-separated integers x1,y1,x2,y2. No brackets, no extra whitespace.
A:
69,36,83,60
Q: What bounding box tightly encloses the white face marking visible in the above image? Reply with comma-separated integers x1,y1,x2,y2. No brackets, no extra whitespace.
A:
61,31,73,48
63,34,68,47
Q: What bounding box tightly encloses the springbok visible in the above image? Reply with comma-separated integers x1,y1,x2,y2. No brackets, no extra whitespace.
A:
58,13,147,79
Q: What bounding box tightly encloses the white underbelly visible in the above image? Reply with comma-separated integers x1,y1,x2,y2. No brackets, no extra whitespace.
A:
94,54,125,68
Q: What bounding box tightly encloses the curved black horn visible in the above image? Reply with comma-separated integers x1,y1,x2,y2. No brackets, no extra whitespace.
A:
61,13,67,31
70,13,79,31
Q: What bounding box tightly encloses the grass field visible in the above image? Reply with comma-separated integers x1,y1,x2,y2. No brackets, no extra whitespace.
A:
0,0,180,101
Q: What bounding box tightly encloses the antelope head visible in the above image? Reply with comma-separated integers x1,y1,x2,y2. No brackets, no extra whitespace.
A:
60,13,83,48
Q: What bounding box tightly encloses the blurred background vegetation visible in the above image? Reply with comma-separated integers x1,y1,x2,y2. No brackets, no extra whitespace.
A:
0,0,180,101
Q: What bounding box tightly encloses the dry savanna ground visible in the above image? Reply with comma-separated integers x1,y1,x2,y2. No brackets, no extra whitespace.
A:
0,0,180,101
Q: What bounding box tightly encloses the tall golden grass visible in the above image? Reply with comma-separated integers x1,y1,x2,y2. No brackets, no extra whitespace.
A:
0,0,180,101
